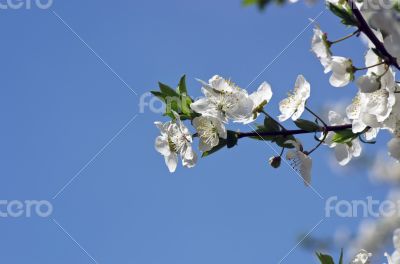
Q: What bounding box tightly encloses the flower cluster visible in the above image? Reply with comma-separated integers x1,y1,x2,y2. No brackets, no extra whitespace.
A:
311,0,400,170
152,0,400,191
150,0,400,263
154,75,274,172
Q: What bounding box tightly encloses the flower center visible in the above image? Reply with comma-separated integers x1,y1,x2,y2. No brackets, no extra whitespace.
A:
197,120,219,145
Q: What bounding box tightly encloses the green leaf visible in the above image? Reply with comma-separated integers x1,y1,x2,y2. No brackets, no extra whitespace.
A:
264,116,281,132
273,135,296,149
177,75,188,95
332,129,359,144
338,249,344,264
294,119,321,132
243,0,268,8
180,94,193,116
328,3,358,27
202,139,227,158
150,91,166,102
316,252,335,264
159,82,179,97
227,131,239,149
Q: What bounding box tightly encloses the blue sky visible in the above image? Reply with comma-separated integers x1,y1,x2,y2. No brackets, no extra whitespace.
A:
0,0,394,263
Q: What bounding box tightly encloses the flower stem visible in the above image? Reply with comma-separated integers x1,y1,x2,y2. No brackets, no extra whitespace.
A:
305,106,328,127
261,110,287,131
354,61,386,71
329,30,360,45
308,131,327,155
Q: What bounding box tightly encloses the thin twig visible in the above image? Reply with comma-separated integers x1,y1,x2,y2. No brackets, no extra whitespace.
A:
329,29,360,45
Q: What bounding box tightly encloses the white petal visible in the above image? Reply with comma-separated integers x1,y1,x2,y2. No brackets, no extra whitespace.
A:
209,75,232,92
301,155,312,186
155,136,170,156
214,118,227,139
249,82,273,109
351,250,372,264
199,139,213,152
335,144,352,166
190,98,210,115
295,75,311,99
182,146,197,168
352,119,368,133
165,153,178,173
330,73,350,88
351,139,362,157
291,102,305,121
357,75,380,93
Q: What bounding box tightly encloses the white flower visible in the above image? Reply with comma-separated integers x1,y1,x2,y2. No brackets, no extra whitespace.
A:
154,114,197,173
311,25,332,73
192,116,227,152
242,82,273,124
357,75,380,93
346,68,396,139
388,137,400,162
323,111,362,166
278,75,310,122
357,48,393,93
329,56,354,87
285,140,312,186
351,250,372,264
385,229,400,264
190,75,253,123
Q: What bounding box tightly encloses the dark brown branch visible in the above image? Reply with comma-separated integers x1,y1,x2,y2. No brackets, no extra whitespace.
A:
347,0,400,70
237,124,352,139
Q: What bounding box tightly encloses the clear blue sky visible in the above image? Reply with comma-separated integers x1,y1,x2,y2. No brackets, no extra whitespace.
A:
0,0,393,263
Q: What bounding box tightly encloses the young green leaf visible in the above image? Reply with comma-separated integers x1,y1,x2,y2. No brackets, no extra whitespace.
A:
159,82,180,97
177,75,188,95
332,129,359,144
150,91,167,102
316,252,335,264
328,3,358,27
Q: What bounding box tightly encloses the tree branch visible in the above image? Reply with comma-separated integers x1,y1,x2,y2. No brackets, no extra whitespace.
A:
347,0,400,70
237,124,352,139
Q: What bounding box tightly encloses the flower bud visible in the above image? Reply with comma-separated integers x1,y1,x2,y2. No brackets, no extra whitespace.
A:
269,156,282,169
